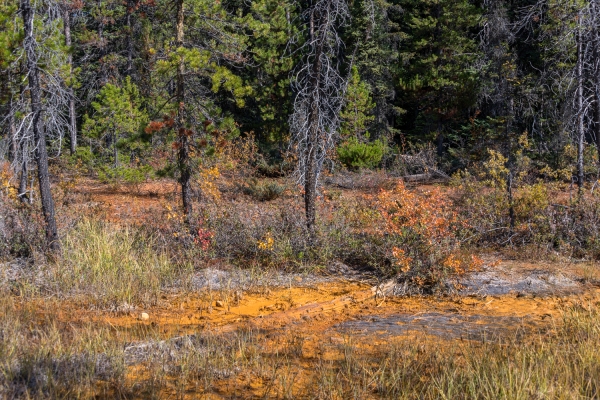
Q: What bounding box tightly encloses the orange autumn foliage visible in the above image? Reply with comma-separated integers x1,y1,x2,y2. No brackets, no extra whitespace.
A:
374,181,476,288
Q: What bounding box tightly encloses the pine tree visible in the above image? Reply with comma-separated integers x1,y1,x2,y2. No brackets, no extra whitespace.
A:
394,0,481,155
82,77,149,168
147,0,251,227
245,0,298,150
347,0,400,140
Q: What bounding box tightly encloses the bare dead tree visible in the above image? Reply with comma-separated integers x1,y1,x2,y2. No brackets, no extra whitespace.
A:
21,0,59,249
15,0,71,250
289,0,350,242
593,0,600,164
61,0,77,155
576,10,585,191
518,0,599,191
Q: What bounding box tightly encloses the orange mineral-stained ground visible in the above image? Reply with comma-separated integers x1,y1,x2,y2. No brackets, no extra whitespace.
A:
14,274,600,398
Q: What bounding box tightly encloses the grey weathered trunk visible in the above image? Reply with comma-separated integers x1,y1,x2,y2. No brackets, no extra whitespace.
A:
595,57,600,168
63,6,77,155
175,0,192,227
593,1,600,166
506,97,516,232
18,158,28,204
304,9,323,242
8,98,17,162
21,0,60,250
576,13,585,191
290,0,348,246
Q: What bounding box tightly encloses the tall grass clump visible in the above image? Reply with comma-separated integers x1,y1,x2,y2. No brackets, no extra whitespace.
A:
308,304,600,399
56,219,191,308
0,294,125,398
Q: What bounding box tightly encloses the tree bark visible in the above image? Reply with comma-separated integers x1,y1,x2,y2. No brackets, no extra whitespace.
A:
63,6,77,155
175,0,192,227
305,7,325,243
8,97,17,162
126,0,134,75
21,0,60,250
593,1,600,166
577,12,585,192
18,157,28,204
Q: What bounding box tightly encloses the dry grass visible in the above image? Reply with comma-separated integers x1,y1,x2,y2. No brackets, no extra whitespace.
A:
52,219,194,308
308,306,600,399
0,294,126,399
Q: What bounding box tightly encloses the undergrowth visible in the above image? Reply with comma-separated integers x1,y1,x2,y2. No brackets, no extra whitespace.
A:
55,220,193,308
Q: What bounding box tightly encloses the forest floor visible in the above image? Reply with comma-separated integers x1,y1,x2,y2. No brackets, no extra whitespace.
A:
2,174,600,398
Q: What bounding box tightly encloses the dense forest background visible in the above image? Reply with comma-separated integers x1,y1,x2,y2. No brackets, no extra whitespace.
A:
2,0,600,256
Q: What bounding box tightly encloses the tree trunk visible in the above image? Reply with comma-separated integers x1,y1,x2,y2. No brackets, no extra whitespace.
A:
97,0,107,85
507,170,515,232
436,121,444,157
21,0,59,250
63,6,77,155
593,1,600,167
175,0,192,227
506,94,516,233
126,0,134,75
114,133,119,167
305,7,324,243
577,12,585,192
8,98,17,162
18,158,28,204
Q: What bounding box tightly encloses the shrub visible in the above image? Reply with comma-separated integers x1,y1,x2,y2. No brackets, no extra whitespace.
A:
242,178,286,201
372,181,478,290
451,171,600,258
97,164,153,186
337,137,386,170
0,195,44,260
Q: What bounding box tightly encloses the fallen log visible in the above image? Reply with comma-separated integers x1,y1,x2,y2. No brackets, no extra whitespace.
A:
401,171,449,183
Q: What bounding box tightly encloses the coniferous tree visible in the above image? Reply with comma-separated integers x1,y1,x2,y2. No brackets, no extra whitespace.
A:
394,0,481,155
347,0,399,140
245,0,298,151
148,0,251,227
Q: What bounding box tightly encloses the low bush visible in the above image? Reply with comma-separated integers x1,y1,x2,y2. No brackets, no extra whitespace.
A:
0,195,44,260
452,171,600,258
242,178,286,201
97,164,154,186
337,137,386,170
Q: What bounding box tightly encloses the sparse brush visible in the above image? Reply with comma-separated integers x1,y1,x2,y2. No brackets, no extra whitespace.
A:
242,178,286,201
0,195,45,260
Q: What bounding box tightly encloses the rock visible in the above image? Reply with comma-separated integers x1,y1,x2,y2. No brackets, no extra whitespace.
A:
140,312,149,321
215,300,224,307
234,291,244,302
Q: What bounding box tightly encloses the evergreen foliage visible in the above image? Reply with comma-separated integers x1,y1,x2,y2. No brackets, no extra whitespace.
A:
2,0,600,245
337,136,386,170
